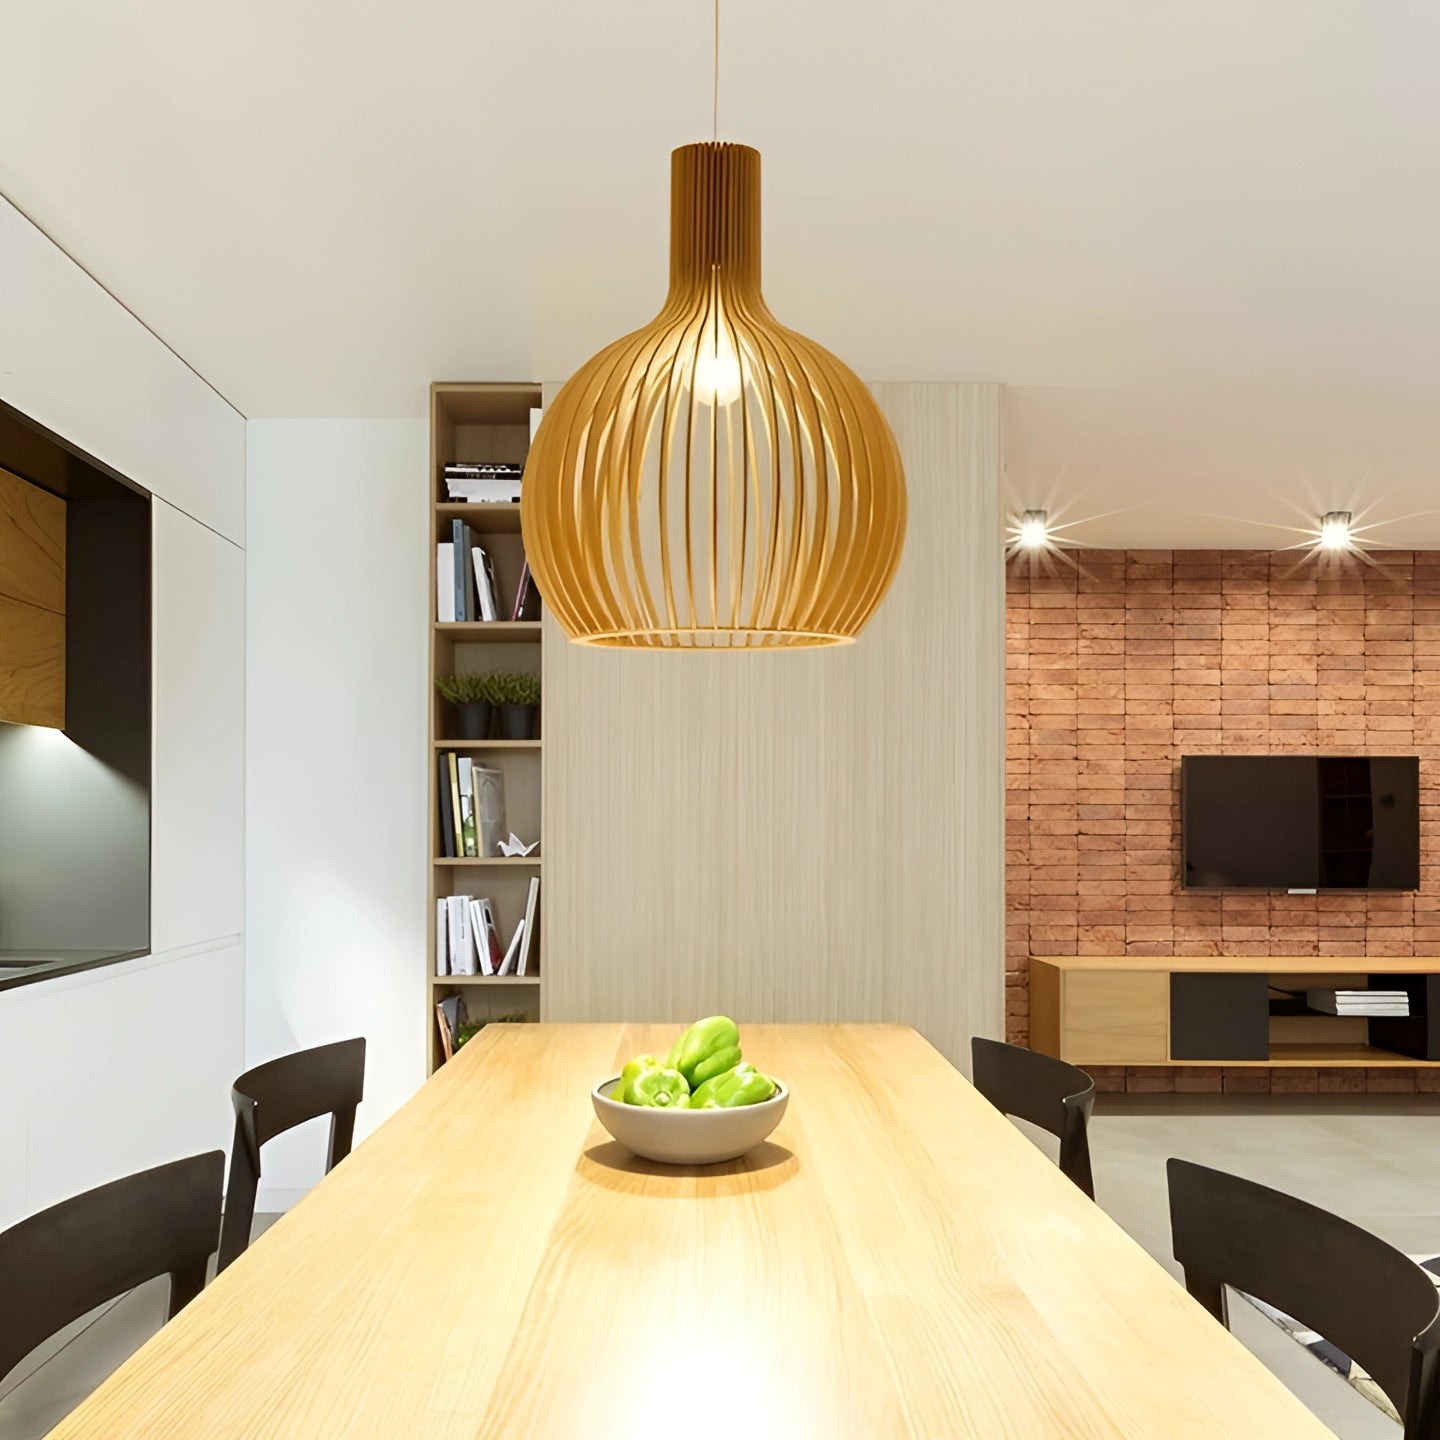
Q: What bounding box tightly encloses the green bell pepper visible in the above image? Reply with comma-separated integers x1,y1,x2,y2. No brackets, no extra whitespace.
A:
626,1065,691,1109
614,1053,659,1105
665,1015,742,1089
689,1062,777,1109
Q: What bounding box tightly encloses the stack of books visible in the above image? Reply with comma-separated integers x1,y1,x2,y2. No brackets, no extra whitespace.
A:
444,462,523,503
436,519,540,622
435,877,540,979
1306,988,1410,1017
438,753,507,858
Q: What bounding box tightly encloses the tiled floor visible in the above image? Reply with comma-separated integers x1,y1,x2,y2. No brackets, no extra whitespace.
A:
3,1105,1434,1438
1087,1094,1440,1439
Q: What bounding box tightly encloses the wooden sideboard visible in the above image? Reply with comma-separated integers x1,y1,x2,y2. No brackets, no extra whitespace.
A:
1030,955,1440,1068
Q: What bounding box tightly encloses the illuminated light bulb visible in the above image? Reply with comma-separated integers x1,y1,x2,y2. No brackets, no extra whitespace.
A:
692,334,743,406
1018,510,1050,549
1319,511,1353,552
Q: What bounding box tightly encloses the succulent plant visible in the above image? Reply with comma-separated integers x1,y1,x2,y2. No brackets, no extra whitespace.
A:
435,672,495,705
490,672,541,706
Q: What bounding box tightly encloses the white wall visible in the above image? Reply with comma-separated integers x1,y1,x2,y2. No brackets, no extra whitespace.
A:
0,196,246,1227
244,420,427,1207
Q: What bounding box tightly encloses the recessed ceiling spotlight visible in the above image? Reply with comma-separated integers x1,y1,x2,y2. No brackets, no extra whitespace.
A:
1319,511,1354,552
1018,510,1050,549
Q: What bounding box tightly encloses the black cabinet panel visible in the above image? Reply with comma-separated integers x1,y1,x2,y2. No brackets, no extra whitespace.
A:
1369,974,1440,1060
1171,973,1270,1060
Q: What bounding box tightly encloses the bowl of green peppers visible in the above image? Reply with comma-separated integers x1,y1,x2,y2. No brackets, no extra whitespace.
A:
591,1016,788,1165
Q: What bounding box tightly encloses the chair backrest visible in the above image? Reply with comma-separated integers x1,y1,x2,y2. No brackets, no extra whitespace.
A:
0,1152,224,1386
970,1036,1096,1198
1168,1158,1440,1437
217,1038,365,1272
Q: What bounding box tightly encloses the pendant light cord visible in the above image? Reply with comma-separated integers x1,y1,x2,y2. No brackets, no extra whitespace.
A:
713,0,720,140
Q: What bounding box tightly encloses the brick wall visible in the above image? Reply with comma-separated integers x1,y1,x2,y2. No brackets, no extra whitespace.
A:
1006,549,1440,1094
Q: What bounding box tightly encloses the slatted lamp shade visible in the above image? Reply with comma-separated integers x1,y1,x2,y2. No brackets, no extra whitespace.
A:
521,142,907,649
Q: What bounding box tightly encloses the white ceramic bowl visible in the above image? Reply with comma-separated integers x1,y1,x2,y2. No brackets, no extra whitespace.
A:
591,1076,789,1165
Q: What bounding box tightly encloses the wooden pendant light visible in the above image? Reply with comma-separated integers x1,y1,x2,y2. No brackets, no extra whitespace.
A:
521,142,907,649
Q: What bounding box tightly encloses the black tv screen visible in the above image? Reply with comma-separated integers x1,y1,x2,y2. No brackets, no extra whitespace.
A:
1181,755,1420,891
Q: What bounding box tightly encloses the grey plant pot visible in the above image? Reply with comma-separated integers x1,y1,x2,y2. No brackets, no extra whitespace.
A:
498,703,538,740
457,701,492,740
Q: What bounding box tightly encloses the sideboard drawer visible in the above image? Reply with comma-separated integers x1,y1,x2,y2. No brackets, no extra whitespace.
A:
1061,970,1169,1064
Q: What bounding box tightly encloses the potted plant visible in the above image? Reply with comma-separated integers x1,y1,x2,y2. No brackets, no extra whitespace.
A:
492,671,541,739
435,672,494,740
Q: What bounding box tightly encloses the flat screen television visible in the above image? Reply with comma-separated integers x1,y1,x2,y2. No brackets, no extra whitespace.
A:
1181,755,1420,891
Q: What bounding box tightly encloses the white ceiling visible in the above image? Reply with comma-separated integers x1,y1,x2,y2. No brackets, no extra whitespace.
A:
4,0,1440,545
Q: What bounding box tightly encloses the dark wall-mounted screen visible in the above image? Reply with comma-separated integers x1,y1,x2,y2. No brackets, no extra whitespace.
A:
1181,755,1420,890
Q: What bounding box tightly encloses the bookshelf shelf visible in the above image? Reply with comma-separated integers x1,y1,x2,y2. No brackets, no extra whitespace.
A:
436,502,522,533
429,381,547,1073
434,856,542,867
436,621,541,644
432,739,541,751
431,974,542,987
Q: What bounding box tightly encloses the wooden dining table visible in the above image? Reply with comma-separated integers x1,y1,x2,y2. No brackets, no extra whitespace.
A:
50,1023,1333,1438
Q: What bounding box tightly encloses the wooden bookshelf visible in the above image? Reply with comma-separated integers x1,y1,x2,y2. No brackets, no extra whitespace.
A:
428,382,545,1073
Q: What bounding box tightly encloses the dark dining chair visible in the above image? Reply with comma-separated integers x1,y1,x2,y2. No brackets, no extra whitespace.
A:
1168,1158,1440,1437
217,1037,366,1272
970,1036,1096,1198
0,1151,224,1386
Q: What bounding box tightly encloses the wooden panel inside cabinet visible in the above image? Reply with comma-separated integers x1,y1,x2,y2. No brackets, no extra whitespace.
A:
0,466,65,727
1061,970,1169,1064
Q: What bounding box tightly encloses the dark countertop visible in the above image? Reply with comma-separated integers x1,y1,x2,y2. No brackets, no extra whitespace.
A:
0,947,148,991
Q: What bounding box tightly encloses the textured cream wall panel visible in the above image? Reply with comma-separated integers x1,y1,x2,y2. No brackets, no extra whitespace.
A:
541,382,1004,1071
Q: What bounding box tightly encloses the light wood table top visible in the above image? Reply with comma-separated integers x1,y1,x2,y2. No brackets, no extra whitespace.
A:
50,1024,1334,1438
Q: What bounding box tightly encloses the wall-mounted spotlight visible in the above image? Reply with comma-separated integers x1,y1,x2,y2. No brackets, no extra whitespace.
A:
1018,510,1050,549
1319,511,1353,552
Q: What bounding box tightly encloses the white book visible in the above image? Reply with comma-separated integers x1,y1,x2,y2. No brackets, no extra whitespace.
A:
498,919,524,977
472,547,497,622
435,898,449,976
467,898,496,975
518,875,540,976
446,479,523,502
446,896,475,976
437,543,456,621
